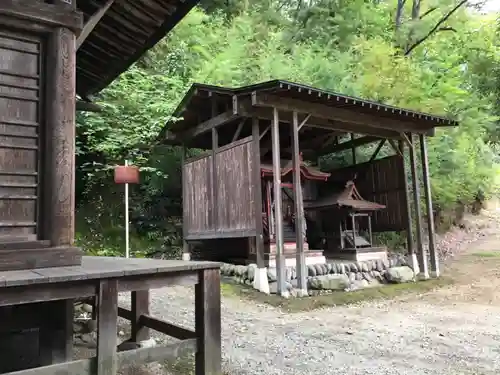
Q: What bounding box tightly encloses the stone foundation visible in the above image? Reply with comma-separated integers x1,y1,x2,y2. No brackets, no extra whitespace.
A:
220,253,416,296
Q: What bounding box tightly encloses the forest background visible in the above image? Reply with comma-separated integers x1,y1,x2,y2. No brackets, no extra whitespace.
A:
75,0,500,257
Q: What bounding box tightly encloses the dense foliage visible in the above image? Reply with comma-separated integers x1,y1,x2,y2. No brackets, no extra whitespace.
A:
76,0,500,256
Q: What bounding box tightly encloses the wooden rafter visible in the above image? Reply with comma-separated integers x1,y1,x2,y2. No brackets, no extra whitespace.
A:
324,135,380,154
231,118,246,142
298,114,311,131
76,100,101,112
369,140,386,162
76,0,115,50
251,92,434,135
178,111,240,139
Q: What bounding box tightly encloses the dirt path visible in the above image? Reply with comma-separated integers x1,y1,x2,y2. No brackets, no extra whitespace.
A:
120,213,500,375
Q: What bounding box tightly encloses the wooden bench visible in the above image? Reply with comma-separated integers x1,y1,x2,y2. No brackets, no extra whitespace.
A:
0,256,222,375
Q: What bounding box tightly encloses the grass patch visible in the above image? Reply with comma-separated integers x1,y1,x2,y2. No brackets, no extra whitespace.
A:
221,277,454,313
471,251,500,258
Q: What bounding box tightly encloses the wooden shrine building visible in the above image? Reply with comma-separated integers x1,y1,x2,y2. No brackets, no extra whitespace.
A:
162,80,458,294
0,1,221,375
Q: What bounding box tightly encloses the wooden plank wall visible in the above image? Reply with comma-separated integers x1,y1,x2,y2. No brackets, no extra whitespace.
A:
0,29,42,241
215,138,255,232
183,137,256,237
183,155,213,234
322,155,408,232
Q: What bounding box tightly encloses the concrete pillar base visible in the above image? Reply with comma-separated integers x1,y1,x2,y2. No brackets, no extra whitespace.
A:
409,253,420,276
253,267,270,294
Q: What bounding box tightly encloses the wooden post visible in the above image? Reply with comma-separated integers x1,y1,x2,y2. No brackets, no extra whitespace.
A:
408,134,429,279
195,269,222,375
351,214,357,250
271,107,286,296
350,133,356,165
419,134,439,277
97,279,118,375
368,216,373,245
291,111,307,294
39,299,73,365
399,140,414,256
44,16,77,247
181,144,191,261
210,98,218,232
131,290,150,343
211,127,218,231
252,118,265,268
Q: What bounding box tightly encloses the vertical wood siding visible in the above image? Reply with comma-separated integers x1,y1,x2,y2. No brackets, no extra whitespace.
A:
183,137,256,238
0,30,42,241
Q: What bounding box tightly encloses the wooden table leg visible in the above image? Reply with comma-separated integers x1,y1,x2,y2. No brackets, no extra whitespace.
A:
195,268,222,375
97,279,118,375
39,299,73,365
131,290,150,343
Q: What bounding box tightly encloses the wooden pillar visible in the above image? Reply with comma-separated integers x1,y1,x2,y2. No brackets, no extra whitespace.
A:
39,299,73,365
97,279,118,375
252,118,265,268
181,144,191,261
44,16,77,247
350,133,356,165
291,111,306,294
209,95,219,234
419,134,439,277
399,140,414,256
131,290,150,343
271,107,286,296
408,134,429,279
211,127,218,231
195,268,222,375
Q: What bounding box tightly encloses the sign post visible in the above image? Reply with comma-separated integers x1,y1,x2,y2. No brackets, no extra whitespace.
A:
114,162,140,258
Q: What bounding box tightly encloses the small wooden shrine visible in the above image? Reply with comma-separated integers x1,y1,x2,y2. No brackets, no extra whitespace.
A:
161,80,459,295
260,154,331,266
305,180,387,261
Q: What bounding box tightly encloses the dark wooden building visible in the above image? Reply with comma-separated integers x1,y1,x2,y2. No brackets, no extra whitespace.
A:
162,80,458,295
0,1,221,375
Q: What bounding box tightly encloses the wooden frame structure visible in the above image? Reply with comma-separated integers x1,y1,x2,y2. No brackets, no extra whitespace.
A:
0,257,221,375
162,80,458,295
0,1,222,374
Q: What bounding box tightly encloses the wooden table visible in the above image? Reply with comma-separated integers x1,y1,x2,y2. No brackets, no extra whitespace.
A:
0,256,222,375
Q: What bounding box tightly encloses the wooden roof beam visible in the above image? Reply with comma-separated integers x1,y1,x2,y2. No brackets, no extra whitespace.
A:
251,92,434,136
76,0,115,50
174,110,241,140
323,135,381,154
76,99,101,112
236,100,403,140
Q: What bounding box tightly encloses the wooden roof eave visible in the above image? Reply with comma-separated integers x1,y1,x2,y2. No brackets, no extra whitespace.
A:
250,91,435,137
75,0,200,97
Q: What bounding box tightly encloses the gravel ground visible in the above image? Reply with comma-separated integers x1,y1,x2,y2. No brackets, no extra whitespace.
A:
118,210,500,375
119,284,500,375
